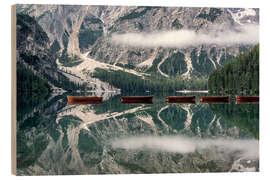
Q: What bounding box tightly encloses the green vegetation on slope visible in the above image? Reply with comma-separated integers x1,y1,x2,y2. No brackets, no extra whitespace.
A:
191,48,216,76
93,68,207,92
219,52,235,66
118,7,157,21
115,63,136,70
58,49,83,67
147,56,163,73
17,63,51,94
50,39,61,54
78,29,103,50
159,52,187,76
77,15,103,52
83,16,103,24
197,8,222,22
208,45,259,95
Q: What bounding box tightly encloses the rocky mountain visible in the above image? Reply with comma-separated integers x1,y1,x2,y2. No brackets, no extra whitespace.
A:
16,12,122,96
16,5,259,82
16,13,83,91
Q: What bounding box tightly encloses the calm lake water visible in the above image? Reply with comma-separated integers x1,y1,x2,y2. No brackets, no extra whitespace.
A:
16,92,259,175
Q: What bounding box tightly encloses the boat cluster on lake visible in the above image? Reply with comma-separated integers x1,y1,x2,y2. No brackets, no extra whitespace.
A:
67,95,259,105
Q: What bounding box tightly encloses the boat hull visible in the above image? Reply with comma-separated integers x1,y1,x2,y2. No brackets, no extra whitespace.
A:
166,96,195,104
200,96,230,103
120,96,153,104
235,96,259,104
67,96,103,105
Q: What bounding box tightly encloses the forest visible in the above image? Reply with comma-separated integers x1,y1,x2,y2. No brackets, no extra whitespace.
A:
93,68,208,92
159,52,187,76
208,44,259,95
17,63,51,94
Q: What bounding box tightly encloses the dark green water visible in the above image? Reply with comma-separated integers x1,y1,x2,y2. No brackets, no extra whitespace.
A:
16,92,259,175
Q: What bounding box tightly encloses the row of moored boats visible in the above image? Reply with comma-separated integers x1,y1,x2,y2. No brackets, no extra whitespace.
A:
67,95,259,105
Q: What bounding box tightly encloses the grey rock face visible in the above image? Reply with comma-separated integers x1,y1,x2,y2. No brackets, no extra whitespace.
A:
16,13,60,83
16,5,259,78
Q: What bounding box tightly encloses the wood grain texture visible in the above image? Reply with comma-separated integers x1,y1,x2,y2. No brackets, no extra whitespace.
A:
11,4,17,175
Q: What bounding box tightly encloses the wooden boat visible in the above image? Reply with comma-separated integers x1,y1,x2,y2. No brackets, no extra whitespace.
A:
67,96,103,105
166,96,196,104
235,96,259,104
200,96,230,103
120,96,153,104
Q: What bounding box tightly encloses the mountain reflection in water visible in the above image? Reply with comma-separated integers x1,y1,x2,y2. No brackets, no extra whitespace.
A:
16,92,259,175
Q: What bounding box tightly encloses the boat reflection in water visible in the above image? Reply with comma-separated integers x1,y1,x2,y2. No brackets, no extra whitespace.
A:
16,92,259,175
67,96,103,105
165,96,196,104
200,96,230,104
235,96,259,104
120,96,153,104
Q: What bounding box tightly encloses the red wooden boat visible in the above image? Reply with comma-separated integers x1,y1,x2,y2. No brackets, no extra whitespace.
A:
200,96,230,103
235,96,259,104
67,96,103,105
120,96,153,104
166,96,196,104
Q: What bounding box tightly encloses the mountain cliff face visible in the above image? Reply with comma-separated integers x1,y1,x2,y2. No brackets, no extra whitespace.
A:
16,13,57,80
16,13,80,91
16,12,121,95
16,5,259,80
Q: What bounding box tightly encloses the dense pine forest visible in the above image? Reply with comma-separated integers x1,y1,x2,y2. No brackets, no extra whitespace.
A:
17,63,51,94
208,45,259,95
159,52,187,76
93,68,208,92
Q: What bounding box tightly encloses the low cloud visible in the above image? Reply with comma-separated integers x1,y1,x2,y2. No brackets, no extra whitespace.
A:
110,136,259,158
111,24,259,48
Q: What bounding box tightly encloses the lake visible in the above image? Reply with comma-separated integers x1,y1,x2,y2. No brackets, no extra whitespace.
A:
16,92,259,175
